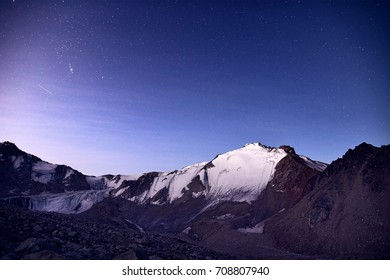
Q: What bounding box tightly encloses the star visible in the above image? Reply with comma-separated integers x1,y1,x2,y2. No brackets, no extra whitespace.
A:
68,63,74,74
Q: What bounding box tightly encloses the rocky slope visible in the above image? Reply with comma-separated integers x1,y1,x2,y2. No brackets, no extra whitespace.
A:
265,143,390,259
0,202,233,260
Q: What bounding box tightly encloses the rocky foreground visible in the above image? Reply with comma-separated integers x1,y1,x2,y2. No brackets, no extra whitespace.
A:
0,202,235,260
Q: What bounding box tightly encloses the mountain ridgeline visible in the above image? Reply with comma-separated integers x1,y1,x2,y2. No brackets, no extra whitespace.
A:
0,141,389,259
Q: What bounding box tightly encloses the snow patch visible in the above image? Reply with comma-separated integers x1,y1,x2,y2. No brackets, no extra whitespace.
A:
31,161,57,184
128,190,149,203
191,191,206,198
12,156,24,169
87,174,143,190
126,220,144,232
105,174,141,189
114,187,128,197
299,155,327,171
182,227,191,234
145,162,207,203
215,213,235,220
237,222,265,234
64,169,74,179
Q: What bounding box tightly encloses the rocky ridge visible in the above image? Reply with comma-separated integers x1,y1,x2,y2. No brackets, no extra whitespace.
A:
1,141,389,259
265,143,390,259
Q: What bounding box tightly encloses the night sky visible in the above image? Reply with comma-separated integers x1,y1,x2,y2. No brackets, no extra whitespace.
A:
1,0,389,175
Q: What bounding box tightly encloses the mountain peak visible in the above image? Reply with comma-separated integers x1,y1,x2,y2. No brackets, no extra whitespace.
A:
278,145,296,155
244,142,268,147
242,142,298,155
242,142,275,151
0,141,23,155
1,141,18,148
342,142,377,161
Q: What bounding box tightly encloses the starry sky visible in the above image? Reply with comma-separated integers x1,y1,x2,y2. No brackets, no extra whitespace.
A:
0,0,389,175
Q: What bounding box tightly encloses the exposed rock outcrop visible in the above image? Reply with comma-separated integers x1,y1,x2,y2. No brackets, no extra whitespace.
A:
265,143,390,259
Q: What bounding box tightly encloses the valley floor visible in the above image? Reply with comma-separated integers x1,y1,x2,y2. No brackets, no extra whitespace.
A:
0,202,235,260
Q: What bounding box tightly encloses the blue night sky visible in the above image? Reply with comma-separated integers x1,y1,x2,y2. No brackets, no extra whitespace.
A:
0,0,389,175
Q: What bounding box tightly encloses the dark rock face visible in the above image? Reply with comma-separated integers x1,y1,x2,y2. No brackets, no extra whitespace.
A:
0,142,91,197
279,145,296,155
251,153,320,223
265,143,390,259
118,172,160,200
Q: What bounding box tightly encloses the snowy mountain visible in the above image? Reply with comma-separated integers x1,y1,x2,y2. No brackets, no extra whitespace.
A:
0,141,325,214
116,143,289,205
0,142,138,213
1,141,389,259
114,143,326,206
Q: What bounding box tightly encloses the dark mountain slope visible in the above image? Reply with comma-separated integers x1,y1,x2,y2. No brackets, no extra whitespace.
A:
265,143,390,259
0,142,92,197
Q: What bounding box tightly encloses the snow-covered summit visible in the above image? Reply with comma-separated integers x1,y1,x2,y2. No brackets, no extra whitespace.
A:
198,143,287,202
120,142,329,205
125,142,290,204
243,142,277,151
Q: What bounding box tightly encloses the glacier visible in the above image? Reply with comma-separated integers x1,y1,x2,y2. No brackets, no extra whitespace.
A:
4,190,109,214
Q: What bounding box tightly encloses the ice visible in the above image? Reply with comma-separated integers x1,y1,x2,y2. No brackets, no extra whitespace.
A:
25,190,109,214
31,161,57,184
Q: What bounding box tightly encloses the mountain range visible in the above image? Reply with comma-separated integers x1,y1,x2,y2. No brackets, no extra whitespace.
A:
0,141,389,259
